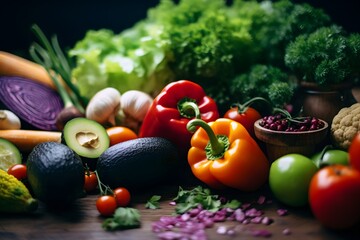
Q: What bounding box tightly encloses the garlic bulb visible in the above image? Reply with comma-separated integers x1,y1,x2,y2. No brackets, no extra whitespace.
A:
0,110,21,130
86,87,121,126
118,90,153,132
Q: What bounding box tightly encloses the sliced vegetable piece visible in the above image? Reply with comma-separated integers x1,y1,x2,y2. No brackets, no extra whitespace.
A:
0,130,62,152
0,76,63,130
62,118,110,159
0,138,22,171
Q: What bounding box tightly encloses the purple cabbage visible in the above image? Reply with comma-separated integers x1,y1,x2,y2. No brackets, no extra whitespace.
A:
0,76,63,130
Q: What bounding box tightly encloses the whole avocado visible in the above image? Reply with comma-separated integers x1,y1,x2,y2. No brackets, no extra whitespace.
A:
27,142,85,205
96,137,179,189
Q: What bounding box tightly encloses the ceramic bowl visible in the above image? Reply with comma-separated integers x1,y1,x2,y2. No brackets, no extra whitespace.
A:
254,119,329,162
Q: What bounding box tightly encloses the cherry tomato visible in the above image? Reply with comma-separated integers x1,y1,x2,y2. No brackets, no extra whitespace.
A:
349,132,360,171
84,171,98,193
7,164,27,180
224,106,261,137
113,187,131,207
106,126,137,146
96,195,118,217
309,165,360,229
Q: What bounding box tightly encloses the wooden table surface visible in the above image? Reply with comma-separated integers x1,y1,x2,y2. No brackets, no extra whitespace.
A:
0,183,359,240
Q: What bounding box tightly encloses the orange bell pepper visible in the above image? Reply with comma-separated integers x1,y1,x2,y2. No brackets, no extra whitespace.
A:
187,118,269,191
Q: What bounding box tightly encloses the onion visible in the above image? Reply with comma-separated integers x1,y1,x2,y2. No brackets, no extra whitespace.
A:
152,195,287,239
251,229,272,237
0,76,63,130
282,228,292,235
277,208,288,216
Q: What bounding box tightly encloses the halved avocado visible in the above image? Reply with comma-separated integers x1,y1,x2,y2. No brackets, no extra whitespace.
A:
62,117,110,159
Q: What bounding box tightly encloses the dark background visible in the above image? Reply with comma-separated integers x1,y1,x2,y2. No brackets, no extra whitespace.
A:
1,0,359,57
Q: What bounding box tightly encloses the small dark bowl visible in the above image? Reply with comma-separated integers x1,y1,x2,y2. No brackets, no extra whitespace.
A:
254,119,329,162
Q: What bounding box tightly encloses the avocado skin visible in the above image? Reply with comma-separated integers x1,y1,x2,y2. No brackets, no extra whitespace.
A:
96,137,180,189
27,142,85,205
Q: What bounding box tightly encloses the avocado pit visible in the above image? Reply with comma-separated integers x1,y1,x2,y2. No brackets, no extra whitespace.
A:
76,131,100,149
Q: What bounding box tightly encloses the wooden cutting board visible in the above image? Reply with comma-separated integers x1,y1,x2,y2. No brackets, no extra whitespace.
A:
0,184,358,240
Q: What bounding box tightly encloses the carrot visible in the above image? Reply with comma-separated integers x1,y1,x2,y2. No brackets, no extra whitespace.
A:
0,51,57,90
0,130,62,152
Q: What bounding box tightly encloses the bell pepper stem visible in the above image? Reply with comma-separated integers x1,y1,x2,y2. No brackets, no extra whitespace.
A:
178,98,201,119
187,119,224,156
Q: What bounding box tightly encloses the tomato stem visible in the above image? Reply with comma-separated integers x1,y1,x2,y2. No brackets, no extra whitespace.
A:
94,170,113,196
84,163,91,176
231,97,270,114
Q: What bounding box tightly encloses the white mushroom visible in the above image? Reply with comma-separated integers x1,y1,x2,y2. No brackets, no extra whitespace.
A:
0,110,21,130
117,90,153,132
85,87,121,126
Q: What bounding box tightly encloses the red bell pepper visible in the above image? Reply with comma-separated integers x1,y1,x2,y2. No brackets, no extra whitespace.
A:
139,80,219,154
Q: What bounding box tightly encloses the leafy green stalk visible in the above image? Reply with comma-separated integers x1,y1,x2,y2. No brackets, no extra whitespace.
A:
29,43,74,109
30,24,86,111
67,0,334,112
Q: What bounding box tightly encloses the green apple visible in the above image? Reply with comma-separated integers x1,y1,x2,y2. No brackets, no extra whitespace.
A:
269,154,318,207
311,149,349,168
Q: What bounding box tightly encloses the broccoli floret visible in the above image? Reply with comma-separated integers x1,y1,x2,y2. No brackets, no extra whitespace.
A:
230,64,294,108
268,82,294,107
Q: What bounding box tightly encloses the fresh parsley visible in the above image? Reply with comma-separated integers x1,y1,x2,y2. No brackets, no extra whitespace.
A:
102,207,141,231
145,195,161,209
173,186,241,214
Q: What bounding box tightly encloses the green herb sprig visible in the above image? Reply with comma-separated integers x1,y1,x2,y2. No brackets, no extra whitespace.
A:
102,207,141,231
173,186,241,214
145,195,161,210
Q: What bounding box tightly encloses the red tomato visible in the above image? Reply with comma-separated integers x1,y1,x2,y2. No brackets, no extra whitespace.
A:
7,164,27,180
224,106,261,137
106,126,137,146
96,195,117,217
309,165,360,229
84,171,98,193
113,187,131,207
349,132,360,171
